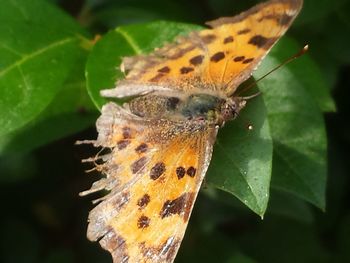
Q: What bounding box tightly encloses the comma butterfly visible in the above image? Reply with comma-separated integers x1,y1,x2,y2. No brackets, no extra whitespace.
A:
79,0,303,262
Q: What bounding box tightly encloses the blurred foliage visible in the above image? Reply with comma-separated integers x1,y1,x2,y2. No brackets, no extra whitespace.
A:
0,0,349,262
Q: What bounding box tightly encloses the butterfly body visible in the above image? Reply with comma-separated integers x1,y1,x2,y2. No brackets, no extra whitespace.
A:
81,1,303,262
128,91,245,127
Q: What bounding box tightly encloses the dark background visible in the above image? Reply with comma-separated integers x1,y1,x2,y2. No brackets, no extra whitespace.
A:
1,0,350,262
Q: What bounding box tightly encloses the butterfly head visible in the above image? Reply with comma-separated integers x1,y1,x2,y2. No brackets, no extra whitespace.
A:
218,97,246,126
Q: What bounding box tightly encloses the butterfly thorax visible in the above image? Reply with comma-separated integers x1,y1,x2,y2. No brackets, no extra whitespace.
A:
128,93,246,126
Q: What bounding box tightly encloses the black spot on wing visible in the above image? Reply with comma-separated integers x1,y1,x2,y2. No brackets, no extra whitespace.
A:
157,66,170,73
186,167,196,177
117,140,130,150
149,73,164,82
237,28,251,34
189,55,204,66
137,194,150,209
137,215,150,229
233,56,245,62
180,67,194,74
210,52,225,62
122,127,131,139
160,192,195,222
176,167,186,179
243,58,254,64
131,156,147,174
249,35,268,48
135,143,148,153
150,162,166,180
223,36,234,44
248,35,277,49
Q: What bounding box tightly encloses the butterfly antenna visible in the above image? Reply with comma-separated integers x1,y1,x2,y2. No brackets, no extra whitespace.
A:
236,44,309,98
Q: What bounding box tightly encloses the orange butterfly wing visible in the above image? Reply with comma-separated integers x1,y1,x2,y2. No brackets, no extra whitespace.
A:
82,1,304,262
102,0,303,99
81,103,217,262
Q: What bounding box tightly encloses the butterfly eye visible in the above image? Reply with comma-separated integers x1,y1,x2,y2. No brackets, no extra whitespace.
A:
220,102,238,122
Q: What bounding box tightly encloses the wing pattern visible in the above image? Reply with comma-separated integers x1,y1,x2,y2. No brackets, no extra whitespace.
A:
102,0,303,99
81,103,217,262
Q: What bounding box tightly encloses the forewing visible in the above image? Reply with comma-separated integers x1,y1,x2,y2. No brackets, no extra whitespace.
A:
103,0,303,98
81,102,217,263
203,0,303,95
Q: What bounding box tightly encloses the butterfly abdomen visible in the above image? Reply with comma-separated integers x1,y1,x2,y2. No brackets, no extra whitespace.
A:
129,95,182,119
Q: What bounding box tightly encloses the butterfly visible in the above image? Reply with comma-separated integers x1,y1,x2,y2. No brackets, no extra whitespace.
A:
79,0,303,262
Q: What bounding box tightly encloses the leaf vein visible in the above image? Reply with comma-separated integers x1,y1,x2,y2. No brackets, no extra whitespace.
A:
115,28,142,54
0,42,23,56
0,37,76,78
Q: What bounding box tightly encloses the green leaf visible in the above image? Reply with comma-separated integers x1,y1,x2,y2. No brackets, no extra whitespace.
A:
208,96,272,217
0,48,98,154
0,0,89,137
268,38,335,112
255,38,328,209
